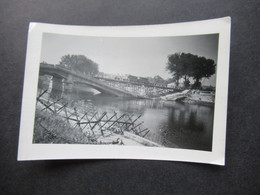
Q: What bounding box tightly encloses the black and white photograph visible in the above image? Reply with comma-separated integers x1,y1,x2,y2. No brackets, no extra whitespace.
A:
18,17,230,164
35,33,218,151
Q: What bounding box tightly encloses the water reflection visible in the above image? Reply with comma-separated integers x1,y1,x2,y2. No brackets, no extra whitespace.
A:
49,90,214,151
91,97,214,151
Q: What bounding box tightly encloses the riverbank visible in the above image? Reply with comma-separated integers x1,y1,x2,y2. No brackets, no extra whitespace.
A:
34,94,161,147
160,89,215,105
36,88,214,150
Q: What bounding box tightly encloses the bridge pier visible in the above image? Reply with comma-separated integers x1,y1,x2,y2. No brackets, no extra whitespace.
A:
38,75,51,90
63,74,73,94
50,75,63,99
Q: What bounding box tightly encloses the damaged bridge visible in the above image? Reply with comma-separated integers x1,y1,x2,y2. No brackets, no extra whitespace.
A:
39,63,140,97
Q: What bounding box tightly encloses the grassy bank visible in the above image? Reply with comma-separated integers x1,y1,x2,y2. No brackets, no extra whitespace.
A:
33,108,94,144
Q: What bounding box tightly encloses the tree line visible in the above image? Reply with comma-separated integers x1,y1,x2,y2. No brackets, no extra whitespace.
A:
166,52,216,88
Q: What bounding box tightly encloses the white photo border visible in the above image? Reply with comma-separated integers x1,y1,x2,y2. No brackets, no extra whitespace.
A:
18,17,231,165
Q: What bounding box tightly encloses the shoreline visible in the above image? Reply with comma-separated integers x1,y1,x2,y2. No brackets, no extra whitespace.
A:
34,94,163,147
160,89,215,105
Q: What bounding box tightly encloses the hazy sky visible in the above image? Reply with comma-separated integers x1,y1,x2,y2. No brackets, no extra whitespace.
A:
40,33,219,86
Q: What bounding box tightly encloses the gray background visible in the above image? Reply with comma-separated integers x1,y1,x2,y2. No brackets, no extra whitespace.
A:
0,0,259,194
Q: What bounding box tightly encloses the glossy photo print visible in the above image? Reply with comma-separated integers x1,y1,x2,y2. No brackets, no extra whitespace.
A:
18,17,231,165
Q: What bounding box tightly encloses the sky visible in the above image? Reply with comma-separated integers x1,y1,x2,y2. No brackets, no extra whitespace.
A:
40,33,219,86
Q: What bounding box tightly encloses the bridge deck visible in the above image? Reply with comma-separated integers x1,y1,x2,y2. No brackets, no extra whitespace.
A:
94,76,175,90
40,64,144,98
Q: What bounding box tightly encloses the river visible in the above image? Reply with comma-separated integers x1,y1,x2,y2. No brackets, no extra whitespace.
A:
62,89,214,151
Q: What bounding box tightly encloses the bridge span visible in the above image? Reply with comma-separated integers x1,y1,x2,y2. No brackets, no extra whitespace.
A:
39,64,141,98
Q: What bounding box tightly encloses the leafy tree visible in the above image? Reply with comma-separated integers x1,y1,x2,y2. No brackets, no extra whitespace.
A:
166,52,216,88
59,54,99,75
166,53,194,87
191,57,215,88
166,53,183,86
